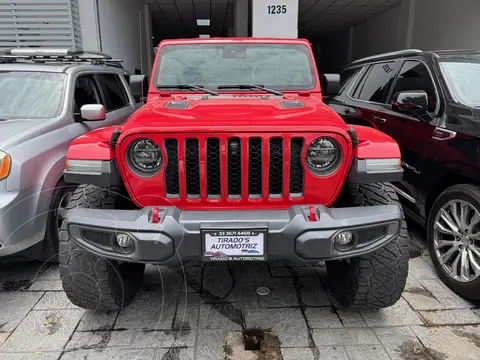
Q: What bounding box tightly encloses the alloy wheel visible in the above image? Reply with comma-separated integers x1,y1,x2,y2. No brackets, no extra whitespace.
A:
433,199,480,282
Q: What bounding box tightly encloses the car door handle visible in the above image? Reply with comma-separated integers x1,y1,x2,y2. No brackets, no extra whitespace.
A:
432,127,456,141
374,117,386,124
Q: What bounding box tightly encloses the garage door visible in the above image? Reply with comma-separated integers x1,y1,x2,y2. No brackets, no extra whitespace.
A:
0,0,82,50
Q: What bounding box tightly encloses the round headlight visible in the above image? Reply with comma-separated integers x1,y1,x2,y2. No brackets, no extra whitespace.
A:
128,138,162,175
306,137,341,175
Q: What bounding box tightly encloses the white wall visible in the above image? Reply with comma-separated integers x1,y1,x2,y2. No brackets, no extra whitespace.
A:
411,0,480,50
351,4,404,61
78,0,101,51
79,0,150,74
98,0,147,73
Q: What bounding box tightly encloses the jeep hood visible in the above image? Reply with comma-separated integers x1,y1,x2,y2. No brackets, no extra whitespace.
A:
121,97,348,135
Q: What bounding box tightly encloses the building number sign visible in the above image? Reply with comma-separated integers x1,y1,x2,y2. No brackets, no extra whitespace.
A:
267,5,287,14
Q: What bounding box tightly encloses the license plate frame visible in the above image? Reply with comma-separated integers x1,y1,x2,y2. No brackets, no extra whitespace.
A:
202,229,267,262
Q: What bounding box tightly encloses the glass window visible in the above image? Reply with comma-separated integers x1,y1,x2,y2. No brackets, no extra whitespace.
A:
391,61,437,112
98,74,129,110
339,67,363,94
155,43,316,91
0,71,65,120
74,75,102,112
440,59,480,107
353,62,395,103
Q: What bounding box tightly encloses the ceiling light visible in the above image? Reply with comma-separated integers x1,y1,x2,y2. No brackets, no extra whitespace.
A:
197,19,210,26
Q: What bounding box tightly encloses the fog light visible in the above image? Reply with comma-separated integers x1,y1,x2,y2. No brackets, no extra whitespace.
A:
116,233,133,248
335,231,353,245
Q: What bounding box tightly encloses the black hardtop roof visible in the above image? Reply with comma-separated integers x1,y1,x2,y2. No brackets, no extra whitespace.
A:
347,49,480,68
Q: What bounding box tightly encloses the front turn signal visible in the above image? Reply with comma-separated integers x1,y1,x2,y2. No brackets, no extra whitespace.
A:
0,151,11,180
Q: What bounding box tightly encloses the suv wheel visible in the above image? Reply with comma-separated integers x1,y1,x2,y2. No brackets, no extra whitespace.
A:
326,183,409,309
59,184,145,310
428,184,480,299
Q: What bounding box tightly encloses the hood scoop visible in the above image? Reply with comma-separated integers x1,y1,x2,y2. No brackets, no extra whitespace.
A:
281,100,305,109
165,101,190,109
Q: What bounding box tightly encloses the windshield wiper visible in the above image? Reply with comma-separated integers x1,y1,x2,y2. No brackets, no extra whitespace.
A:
217,84,283,96
157,84,219,96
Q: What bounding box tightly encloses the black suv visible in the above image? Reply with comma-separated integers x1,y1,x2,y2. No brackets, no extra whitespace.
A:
325,49,480,300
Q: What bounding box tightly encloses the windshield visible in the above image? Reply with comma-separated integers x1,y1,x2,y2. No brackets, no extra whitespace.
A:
440,57,480,107
0,71,65,119
155,43,316,91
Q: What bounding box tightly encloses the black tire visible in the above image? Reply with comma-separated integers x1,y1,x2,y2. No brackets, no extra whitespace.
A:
39,179,76,263
326,183,409,309
427,184,480,300
59,184,145,310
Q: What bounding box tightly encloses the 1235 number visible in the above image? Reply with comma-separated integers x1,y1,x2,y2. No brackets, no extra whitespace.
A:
267,5,287,14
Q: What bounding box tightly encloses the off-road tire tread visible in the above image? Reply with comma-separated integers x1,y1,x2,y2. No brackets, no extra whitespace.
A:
59,184,143,310
327,183,409,309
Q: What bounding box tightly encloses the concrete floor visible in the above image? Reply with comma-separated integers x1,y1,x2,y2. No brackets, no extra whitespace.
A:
0,224,479,360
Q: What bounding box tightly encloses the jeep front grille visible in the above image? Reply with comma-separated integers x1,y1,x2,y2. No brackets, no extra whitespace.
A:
163,136,305,200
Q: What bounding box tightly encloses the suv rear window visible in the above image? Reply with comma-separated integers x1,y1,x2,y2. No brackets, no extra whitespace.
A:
352,62,395,103
340,67,363,93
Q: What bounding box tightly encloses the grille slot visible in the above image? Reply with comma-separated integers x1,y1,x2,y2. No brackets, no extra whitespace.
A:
206,138,221,198
357,226,388,245
227,138,242,198
289,138,304,196
185,139,200,198
164,139,180,197
82,230,113,248
248,138,263,198
269,138,283,197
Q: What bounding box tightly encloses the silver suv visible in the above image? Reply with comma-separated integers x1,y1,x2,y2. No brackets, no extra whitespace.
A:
0,48,144,262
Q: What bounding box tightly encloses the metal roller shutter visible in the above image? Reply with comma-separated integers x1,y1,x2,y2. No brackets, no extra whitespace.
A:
0,0,82,50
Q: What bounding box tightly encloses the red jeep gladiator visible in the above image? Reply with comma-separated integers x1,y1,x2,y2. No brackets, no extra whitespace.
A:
60,38,408,310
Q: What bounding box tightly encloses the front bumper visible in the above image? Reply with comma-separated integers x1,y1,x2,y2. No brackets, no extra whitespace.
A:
65,204,402,264
0,184,46,260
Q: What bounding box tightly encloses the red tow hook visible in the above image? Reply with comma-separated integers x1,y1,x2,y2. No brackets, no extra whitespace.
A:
308,206,318,221
149,207,160,223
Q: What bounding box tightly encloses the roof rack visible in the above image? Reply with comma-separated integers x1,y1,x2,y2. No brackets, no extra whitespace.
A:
0,48,124,68
350,49,423,65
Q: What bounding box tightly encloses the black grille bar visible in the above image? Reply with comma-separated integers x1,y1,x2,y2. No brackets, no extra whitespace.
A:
206,138,221,198
227,138,242,197
289,138,304,196
269,138,283,197
185,138,200,197
164,139,180,197
248,138,262,198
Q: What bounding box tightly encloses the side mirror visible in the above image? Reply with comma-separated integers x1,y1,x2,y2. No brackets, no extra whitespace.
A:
391,91,428,113
321,74,341,97
129,74,149,102
80,104,106,121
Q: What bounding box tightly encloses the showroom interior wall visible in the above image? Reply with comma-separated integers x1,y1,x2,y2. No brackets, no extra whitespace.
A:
78,0,152,74
318,0,480,74
412,0,480,50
